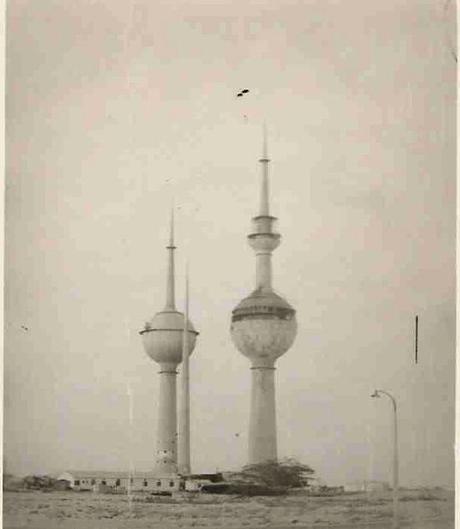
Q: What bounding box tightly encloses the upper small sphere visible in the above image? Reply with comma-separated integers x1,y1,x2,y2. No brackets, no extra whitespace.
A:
230,289,297,365
140,310,197,366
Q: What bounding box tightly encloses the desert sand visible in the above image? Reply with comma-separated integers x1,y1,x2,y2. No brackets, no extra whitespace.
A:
3,489,454,529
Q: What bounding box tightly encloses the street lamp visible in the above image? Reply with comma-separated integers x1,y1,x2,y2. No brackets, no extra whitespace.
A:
371,389,399,527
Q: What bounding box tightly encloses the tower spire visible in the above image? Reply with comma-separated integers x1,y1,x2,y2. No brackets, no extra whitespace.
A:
262,122,268,159
250,124,279,291
165,207,176,310
259,124,270,217
169,204,175,247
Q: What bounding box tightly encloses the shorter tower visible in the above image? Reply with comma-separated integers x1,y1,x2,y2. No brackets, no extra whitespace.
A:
230,130,297,464
140,212,198,475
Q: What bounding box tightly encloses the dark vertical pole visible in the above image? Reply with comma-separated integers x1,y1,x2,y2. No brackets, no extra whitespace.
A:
415,315,419,364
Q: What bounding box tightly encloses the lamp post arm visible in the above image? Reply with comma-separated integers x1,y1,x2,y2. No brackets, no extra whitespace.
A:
375,389,397,412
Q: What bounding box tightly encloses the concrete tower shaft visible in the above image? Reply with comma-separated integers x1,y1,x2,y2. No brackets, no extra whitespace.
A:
140,211,198,476
249,364,277,462
230,129,297,464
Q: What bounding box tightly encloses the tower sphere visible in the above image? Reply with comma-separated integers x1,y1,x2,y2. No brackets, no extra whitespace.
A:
141,311,197,367
231,290,296,366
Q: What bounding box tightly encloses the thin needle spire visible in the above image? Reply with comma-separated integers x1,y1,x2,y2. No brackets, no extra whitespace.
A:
184,263,189,329
262,122,268,160
165,207,176,310
259,124,270,216
169,204,175,247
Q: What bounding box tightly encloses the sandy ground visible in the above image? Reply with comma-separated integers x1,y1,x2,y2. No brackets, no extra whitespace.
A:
3,489,454,529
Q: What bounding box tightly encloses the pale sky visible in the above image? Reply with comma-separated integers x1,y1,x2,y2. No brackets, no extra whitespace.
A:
5,0,456,488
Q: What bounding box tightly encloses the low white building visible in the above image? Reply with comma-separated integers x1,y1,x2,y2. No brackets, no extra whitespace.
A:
56,471,182,493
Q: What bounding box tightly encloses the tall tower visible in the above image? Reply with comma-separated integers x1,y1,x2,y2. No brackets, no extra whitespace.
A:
230,129,297,464
140,211,198,476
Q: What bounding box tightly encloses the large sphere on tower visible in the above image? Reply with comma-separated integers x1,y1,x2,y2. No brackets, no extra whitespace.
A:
140,310,197,366
230,289,297,365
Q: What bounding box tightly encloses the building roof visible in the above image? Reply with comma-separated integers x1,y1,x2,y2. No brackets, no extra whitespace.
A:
57,470,179,480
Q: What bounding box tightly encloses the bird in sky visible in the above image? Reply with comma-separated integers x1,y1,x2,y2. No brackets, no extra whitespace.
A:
236,89,250,97
21,325,29,331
